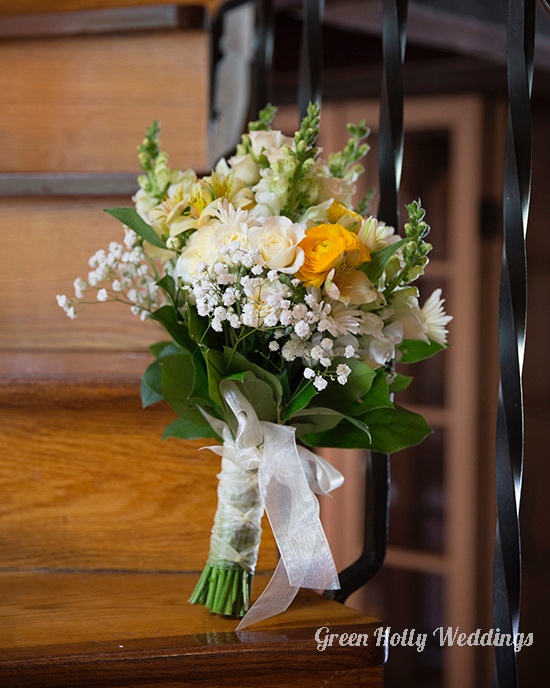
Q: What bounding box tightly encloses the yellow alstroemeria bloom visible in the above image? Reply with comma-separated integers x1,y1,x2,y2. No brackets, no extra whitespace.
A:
190,172,254,219
326,201,363,227
296,223,370,288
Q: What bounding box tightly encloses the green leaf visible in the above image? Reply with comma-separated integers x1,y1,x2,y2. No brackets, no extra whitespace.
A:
315,358,376,416
222,371,279,423
149,340,184,359
360,239,407,285
156,274,178,305
363,405,433,452
205,349,226,408
350,369,394,414
160,353,195,415
283,381,318,420
191,348,211,404
162,416,221,442
148,305,195,352
223,348,283,405
187,304,222,350
142,341,185,407
291,407,344,438
141,358,164,407
398,338,445,363
160,352,222,433
301,404,432,453
388,372,414,393
104,207,166,249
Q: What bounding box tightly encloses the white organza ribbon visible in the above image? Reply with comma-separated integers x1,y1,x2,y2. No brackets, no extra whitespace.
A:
205,380,344,630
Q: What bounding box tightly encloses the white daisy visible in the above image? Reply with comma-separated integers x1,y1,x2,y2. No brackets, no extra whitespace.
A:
319,301,365,337
421,289,452,346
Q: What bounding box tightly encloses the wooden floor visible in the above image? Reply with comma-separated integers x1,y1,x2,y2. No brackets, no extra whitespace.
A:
0,571,385,687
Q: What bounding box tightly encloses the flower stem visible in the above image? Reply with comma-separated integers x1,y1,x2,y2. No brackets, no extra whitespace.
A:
189,455,263,618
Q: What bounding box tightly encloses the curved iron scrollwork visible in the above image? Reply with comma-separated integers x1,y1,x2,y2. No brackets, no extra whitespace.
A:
326,0,408,603
492,1,535,686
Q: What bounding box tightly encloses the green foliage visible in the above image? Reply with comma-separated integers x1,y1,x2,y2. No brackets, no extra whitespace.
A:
291,407,344,438
148,304,196,352
328,120,370,179
398,338,445,363
282,380,318,420
388,372,414,393
104,207,166,249
248,104,278,132
382,200,433,296
136,121,170,200
359,238,407,286
222,371,279,424
141,342,182,408
222,348,283,406
162,416,221,442
355,186,376,217
301,404,433,453
281,102,321,220
138,121,161,170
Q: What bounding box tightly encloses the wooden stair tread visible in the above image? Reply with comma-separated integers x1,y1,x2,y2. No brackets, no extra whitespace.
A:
0,0,224,17
0,571,385,687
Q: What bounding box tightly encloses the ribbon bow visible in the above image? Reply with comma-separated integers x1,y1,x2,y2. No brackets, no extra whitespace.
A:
205,380,343,629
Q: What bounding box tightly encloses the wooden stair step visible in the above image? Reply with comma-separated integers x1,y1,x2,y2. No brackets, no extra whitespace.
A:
0,1,224,18
0,571,385,687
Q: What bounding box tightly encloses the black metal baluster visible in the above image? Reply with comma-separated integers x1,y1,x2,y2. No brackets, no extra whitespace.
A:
492,0,535,686
378,0,408,230
327,0,408,603
298,0,324,120
252,0,274,117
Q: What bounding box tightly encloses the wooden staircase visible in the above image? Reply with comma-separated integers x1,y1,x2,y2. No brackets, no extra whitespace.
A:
0,3,385,685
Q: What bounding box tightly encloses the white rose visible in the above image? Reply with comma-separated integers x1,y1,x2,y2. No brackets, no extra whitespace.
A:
176,226,218,283
249,130,294,163
216,223,249,258
228,153,261,185
318,175,356,207
248,216,306,273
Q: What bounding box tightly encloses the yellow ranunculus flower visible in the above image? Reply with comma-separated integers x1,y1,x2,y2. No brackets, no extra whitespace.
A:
296,223,370,288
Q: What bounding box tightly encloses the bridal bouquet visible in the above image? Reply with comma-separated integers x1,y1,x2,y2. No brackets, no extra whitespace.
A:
58,104,451,628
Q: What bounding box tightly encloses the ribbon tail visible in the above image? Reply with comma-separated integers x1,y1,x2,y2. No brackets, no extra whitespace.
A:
236,559,299,630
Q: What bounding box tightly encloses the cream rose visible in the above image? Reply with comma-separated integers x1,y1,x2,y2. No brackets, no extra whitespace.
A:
317,175,356,207
176,226,219,283
228,153,261,185
248,216,306,273
249,130,294,163
216,224,250,258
